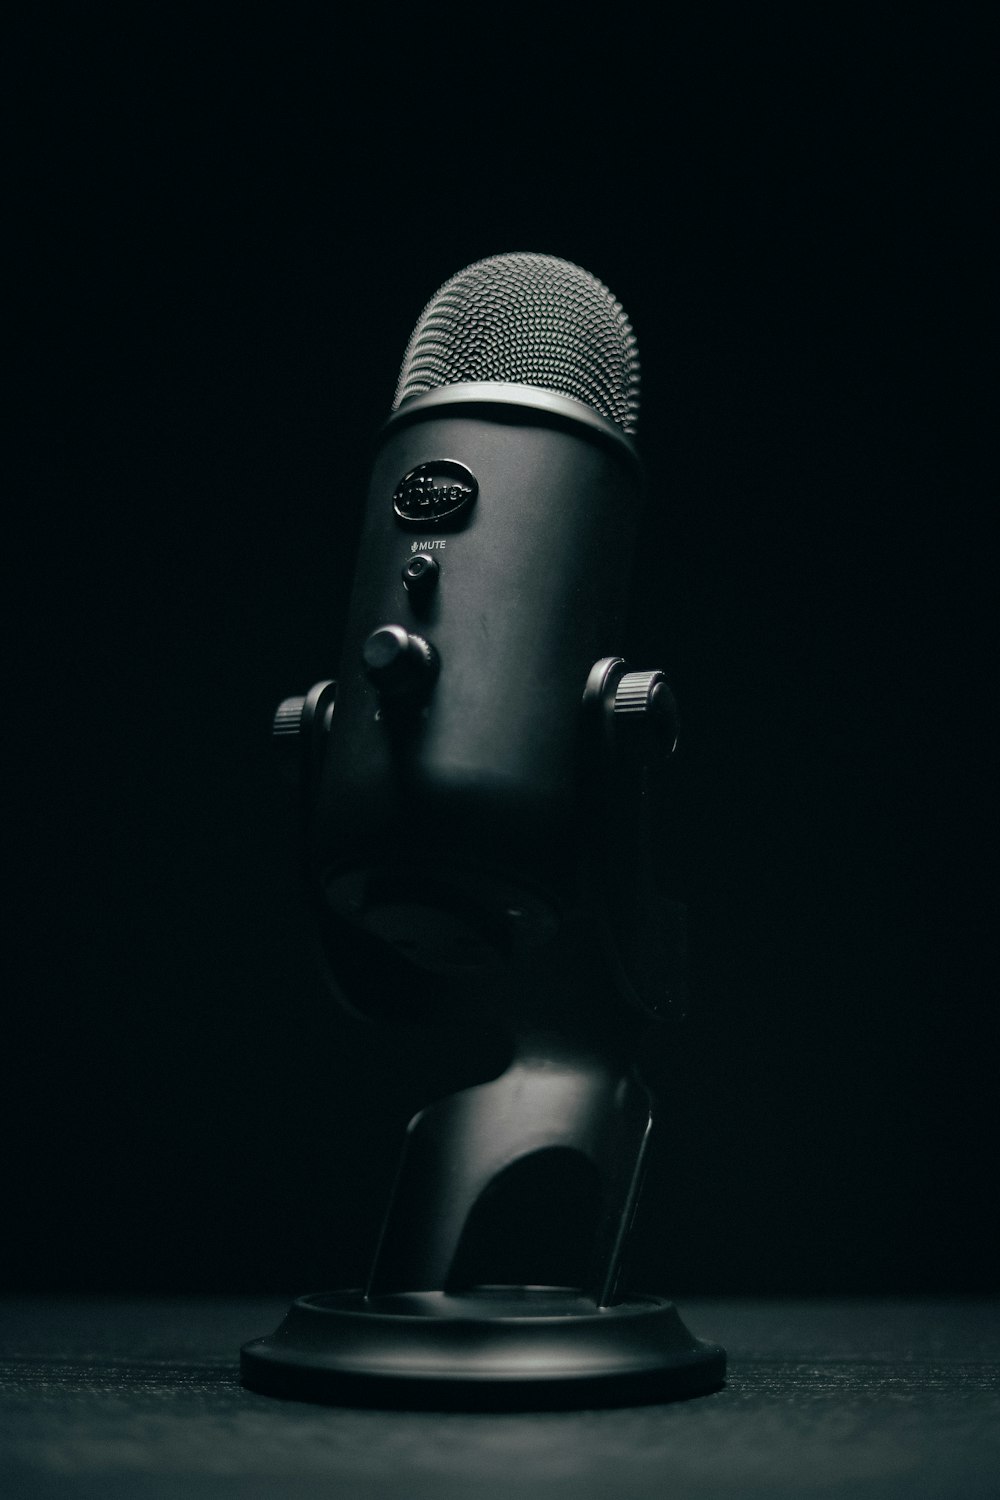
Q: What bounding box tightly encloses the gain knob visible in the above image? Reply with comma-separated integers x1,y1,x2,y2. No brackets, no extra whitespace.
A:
362,624,439,701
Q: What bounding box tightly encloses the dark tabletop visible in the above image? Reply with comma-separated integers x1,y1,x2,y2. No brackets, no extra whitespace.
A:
1,1297,997,1498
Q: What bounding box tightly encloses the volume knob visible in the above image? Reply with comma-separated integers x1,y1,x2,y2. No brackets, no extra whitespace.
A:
363,625,439,699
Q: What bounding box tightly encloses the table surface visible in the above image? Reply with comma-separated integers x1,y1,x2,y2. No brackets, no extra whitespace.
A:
1,1297,997,1498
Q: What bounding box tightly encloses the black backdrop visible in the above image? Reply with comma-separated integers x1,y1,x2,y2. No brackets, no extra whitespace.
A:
6,7,995,1296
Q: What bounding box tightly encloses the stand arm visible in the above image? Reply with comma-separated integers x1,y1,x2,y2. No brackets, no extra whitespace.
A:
366,1050,653,1307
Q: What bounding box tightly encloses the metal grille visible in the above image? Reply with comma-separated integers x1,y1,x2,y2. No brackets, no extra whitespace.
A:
392,253,641,434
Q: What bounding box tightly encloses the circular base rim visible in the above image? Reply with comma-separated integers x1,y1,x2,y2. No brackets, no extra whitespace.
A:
240,1288,726,1410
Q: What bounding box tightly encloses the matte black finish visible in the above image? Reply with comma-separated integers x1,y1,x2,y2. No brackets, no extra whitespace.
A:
313,395,643,962
401,551,440,599
240,1289,725,1411
250,261,722,1407
362,624,439,700
365,1047,652,1303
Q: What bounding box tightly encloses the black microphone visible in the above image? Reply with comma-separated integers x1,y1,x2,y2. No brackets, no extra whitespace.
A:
242,253,725,1409
304,252,681,1011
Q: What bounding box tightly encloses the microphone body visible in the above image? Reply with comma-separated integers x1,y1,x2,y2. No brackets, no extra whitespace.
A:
315,386,642,976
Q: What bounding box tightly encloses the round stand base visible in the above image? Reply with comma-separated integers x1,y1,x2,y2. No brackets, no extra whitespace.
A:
240,1287,726,1410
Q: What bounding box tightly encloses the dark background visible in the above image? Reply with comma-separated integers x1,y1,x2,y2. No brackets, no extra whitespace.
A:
6,7,995,1298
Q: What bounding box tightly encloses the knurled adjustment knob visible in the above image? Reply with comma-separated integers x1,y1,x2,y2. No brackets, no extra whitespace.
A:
272,696,307,786
613,670,679,753
273,696,307,739
271,680,337,789
363,624,439,699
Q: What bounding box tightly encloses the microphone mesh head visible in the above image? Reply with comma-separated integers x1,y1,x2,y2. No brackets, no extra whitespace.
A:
392,253,641,434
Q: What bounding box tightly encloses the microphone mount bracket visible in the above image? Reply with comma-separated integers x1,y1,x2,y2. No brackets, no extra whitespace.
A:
580,657,688,1023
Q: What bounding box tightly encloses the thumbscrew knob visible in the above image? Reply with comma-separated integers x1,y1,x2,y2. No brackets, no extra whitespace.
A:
613,671,679,753
273,695,307,739
271,680,336,789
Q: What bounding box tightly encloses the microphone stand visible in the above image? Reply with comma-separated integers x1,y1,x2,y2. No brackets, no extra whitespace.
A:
241,661,725,1408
